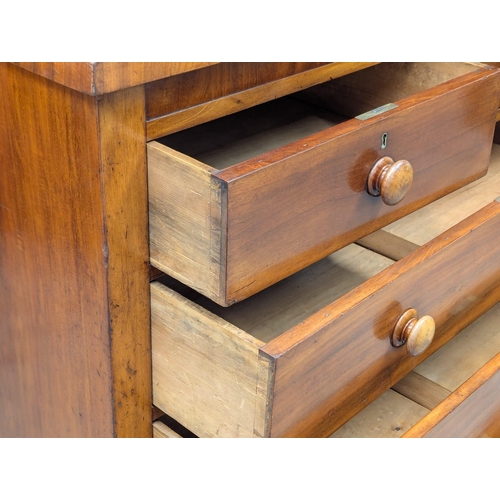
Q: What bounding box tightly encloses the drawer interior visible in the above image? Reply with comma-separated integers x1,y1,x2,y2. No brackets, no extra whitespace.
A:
154,62,482,170
157,244,394,344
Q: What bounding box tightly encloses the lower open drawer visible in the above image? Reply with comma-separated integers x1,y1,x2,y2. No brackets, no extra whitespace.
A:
151,146,500,437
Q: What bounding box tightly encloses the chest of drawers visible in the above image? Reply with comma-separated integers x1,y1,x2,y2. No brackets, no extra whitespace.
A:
1,62,499,437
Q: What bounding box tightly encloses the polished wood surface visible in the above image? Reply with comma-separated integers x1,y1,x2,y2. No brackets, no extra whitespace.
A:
97,86,152,437
367,157,413,206
4,62,499,438
0,64,151,437
403,352,500,438
392,309,435,357
0,64,112,436
11,62,217,95
331,161,500,438
146,62,378,139
149,63,500,305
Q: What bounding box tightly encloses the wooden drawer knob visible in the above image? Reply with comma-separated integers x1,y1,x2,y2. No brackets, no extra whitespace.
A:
392,308,435,357
367,156,413,206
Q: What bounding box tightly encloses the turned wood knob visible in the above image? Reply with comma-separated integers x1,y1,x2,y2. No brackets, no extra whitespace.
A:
367,156,413,206
391,308,435,357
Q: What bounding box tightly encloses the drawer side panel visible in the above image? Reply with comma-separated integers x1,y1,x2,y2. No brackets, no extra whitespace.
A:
151,282,269,437
148,143,224,302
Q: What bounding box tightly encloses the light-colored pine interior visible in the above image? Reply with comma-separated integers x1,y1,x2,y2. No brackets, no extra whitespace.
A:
330,144,500,438
154,63,482,171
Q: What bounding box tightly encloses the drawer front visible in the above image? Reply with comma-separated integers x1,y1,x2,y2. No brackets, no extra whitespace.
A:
149,64,500,306
262,201,500,437
402,352,500,438
152,201,500,437
220,68,499,303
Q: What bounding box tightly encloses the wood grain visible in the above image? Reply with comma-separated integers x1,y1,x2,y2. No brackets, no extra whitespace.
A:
0,64,151,437
403,352,500,438
330,390,428,438
384,144,500,243
149,63,500,305
262,201,500,437
218,64,500,303
146,62,378,139
151,283,269,438
97,86,152,438
413,293,500,392
392,371,451,410
0,64,113,437
151,201,500,437
335,297,500,437
11,62,217,95
356,229,420,261
153,421,182,438
148,142,225,303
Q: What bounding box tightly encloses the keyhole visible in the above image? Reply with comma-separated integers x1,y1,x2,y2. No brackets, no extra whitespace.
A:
381,133,388,149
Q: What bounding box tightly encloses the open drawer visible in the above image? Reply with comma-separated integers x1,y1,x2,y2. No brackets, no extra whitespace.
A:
151,147,500,437
148,62,500,306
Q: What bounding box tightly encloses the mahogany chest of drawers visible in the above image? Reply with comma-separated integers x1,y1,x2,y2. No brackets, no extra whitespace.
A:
1,62,499,437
